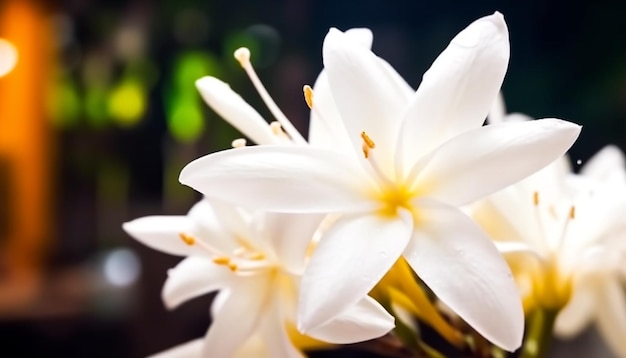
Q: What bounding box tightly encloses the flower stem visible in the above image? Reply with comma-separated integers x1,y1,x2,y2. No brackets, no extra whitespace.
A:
519,309,559,358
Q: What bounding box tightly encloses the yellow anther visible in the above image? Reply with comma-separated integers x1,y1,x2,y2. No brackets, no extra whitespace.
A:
361,131,376,149
248,252,265,260
569,206,576,219
228,263,238,271
213,256,231,265
533,191,539,206
361,143,370,159
231,138,247,148
180,233,195,246
233,47,251,68
303,85,314,109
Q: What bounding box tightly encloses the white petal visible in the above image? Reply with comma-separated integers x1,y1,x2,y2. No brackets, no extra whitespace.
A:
580,145,626,183
148,339,203,358
595,277,626,357
414,118,581,206
233,334,270,358
344,28,373,48
307,70,354,155
259,298,304,358
554,283,596,338
180,145,376,213
162,256,232,309
262,212,325,274
202,277,271,357
186,199,243,253
322,28,412,168
487,92,507,124
122,216,202,256
298,210,413,331
307,295,394,344
399,13,510,166
403,199,524,351
195,76,278,145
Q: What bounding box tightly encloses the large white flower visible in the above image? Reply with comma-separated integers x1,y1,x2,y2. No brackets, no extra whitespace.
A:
179,13,581,351
123,199,394,357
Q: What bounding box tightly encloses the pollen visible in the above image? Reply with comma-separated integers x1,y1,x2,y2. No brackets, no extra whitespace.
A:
533,191,539,206
213,256,231,265
303,85,313,109
234,47,251,67
248,252,266,260
179,233,195,246
569,206,575,219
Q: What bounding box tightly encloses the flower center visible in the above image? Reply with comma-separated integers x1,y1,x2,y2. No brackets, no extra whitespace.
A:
360,131,417,218
179,232,272,275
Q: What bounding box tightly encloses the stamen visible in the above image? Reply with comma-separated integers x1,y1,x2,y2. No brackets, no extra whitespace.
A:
248,252,265,260
569,206,576,219
180,233,195,246
360,131,376,159
233,47,307,145
231,138,247,148
303,85,314,109
213,256,231,265
533,191,539,206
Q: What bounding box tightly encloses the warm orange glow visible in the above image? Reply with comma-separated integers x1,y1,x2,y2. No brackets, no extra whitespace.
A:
0,0,54,299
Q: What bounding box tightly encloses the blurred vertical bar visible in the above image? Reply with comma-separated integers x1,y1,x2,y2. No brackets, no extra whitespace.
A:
0,0,53,304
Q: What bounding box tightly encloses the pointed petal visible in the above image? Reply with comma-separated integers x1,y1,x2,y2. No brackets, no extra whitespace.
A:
399,12,509,165
306,295,394,344
195,76,278,145
554,284,596,338
403,199,524,351
202,277,271,357
414,118,581,206
262,212,325,274
148,339,203,358
595,277,626,357
123,216,201,256
162,256,232,309
322,27,412,167
259,299,304,358
580,145,626,183
180,145,376,213
298,210,413,331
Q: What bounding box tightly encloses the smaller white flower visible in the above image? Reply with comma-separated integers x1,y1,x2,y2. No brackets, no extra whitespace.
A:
123,199,394,358
476,97,626,356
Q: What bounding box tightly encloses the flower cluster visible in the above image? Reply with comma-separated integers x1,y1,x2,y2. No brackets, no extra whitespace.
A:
121,12,626,358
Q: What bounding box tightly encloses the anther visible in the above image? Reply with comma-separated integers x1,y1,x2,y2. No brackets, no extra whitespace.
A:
180,233,195,246
248,252,265,260
303,85,314,109
361,131,376,149
569,206,576,219
231,138,247,148
234,47,251,68
533,191,540,206
213,256,231,265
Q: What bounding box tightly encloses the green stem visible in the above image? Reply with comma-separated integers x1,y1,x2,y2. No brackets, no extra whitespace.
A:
519,309,559,358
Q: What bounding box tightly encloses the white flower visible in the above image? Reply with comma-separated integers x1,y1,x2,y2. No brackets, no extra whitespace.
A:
179,13,581,351
123,199,394,358
473,106,626,356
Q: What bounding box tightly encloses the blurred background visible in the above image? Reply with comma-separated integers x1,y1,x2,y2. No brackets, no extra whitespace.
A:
0,0,624,356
